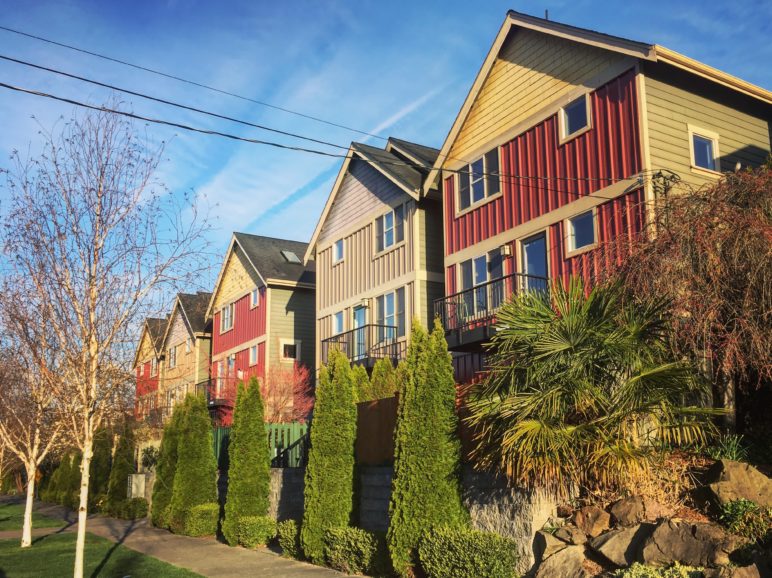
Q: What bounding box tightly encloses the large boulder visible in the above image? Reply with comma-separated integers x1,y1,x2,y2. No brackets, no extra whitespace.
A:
554,524,587,545
589,523,655,567
573,505,611,538
533,530,567,564
698,460,772,509
610,496,673,525
535,545,587,578
641,519,746,567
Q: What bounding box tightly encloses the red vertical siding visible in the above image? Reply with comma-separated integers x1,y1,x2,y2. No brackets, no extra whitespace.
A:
443,69,641,256
135,360,159,397
211,287,267,357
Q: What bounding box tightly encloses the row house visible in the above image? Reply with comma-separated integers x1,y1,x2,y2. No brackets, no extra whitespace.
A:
304,138,444,373
424,11,771,377
206,233,315,423
133,317,168,422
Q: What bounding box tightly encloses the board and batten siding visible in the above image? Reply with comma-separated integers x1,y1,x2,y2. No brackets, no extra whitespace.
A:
211,287,267,358
268,287,315,371
162,310,196,391
212,246,262,312
448,27,627,162
643,62,771,190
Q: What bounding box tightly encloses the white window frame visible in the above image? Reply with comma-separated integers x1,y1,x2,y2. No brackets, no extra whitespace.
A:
280,339,301,363
168,345,177,369
249,344,258,367
687,125,721,175
220,302,235,333
376,287,406,339
333,239,344,264
456,147,501,214
375,204,405,253
139,363,144,377
151,357,158,377
559,93,592,143
333,311,344,335
564,209,598,256
250,288,260,309
185,337,192,353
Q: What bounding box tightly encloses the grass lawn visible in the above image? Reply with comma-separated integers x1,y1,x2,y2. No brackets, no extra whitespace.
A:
0,502,63,531
0,532,201,577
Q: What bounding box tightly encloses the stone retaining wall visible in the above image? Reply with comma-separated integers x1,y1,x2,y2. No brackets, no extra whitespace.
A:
269,468,305,521
358,466,393,532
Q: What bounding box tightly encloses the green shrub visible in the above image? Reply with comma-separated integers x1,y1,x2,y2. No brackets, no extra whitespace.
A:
613,562,703,577
719,499,772,544
705,433,748,462
106,428,135,515
387,321,468,576
323,527,389,576
170,395,218,534
183,502,220,537
370,358,399,400
222,378,271,546
278,519,301,559
418,528,519,578
111,498,149,520
236,515,276,548
89,428,113,510
151,405,184,528
300,348,357,564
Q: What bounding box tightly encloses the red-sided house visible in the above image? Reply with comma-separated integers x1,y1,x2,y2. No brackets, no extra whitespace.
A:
425,11,771,378
205,233,315,424
133,317,168,421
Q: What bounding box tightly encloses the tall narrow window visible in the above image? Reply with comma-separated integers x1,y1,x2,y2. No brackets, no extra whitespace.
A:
333,311,344,335
220,302,235,332
249,345,258,366
250,288,259,308
151,358,158,377
168,345,177,369
376,287,406,339
185,337,192,353
458,147,501,211
333,239,344,263
691,132,719,171
376,205,405,252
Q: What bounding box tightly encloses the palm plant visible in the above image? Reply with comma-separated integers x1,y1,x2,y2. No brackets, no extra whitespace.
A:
466,276,718,496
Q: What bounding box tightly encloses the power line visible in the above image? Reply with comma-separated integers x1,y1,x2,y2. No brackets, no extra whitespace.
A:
0,23,389,141
0,53,350,151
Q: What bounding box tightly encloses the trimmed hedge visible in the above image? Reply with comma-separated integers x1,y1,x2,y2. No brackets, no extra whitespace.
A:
184,502,220,537
236,515,276,548
112,498,149,520
323,527,389,576
418,528,520,578
222,378,271,546
278,519,301,559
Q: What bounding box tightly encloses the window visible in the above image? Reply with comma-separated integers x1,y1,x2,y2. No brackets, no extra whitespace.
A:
566,210,596,253
250,288,260,308
689,127,720,172
185,337,191,353
139,364,144,377
561,95,590,140
376,205,405,252
227,354,236,376
333,239,344,263
333,311,344,335
376,287,406,339
458,148,500,211
281,340,300,362
249,345,258,366
168,345,177,369
220,302,234,332
151,358,158,377
460,250,504,315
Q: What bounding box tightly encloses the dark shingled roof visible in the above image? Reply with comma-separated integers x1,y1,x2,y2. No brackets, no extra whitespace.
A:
145,317,168,352
178,292,212,334
233,233,315,285
388,137,440,168
351,142,425,194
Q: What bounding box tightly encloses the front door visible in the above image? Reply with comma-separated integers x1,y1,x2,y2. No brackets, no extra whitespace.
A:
353,306,367,360
521,232,548,292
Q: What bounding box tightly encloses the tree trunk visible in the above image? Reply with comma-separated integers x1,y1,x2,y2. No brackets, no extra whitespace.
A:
73,430,93,578
21,461,36,548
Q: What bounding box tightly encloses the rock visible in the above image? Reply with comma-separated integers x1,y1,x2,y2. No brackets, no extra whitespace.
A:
641,519,747,567
642,499,673,521
557,503,575,518
700,459,772,509
534,530,567,563
535,545,587,578
610,496,645,526
554,524,587,545
589,523,655,567
574,505,611,538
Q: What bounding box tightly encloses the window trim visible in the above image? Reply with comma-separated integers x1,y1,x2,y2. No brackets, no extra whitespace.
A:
168,345,177,369
333,311,345,336
376,287,406,339
558,93,593,144
249,344,258,367
185,337,192,353
687,124,721,176
564,208,598,257
250,287,260,309
516,228,551,284
455,147,503,216
332,239,345,265
220,302,235,333
374,203,406,256
279,339,301,363
151,357,158,377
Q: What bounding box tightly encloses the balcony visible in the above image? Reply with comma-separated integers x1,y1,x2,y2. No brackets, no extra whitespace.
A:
321,324,407,369
434,272,548,350
195,379,236,408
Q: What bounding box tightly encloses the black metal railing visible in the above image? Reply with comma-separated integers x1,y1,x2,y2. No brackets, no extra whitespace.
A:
321,324,406,365
195,379,236,407
434,272,549,333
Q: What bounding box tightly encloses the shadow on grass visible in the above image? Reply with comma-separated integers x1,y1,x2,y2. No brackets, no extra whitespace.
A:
89,519,137,578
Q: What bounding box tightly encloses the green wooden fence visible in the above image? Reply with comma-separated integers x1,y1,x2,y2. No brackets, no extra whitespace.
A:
212,422,309,470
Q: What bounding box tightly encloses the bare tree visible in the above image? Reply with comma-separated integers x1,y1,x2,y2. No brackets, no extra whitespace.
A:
2,108,210,576
261,363,314,423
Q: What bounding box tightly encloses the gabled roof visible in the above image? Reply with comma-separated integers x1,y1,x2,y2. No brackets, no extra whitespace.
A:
206,233,315,319
423,10,772,193
178,292,212,334
133,316,168,367
304,137,440,263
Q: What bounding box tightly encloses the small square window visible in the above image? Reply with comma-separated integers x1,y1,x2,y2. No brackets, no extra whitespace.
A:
281,340,300,362
567,210,596,253
333,239,344,263
250,288,259,308
692,134,716,171
561,95,590,139
249,345,258,366
333,311,344,335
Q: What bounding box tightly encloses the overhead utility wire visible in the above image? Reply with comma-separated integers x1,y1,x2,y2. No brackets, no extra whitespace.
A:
0,80,657,202
0,24,389,141
0,54,350,151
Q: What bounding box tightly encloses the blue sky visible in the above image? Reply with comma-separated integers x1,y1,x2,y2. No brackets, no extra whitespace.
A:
0,0,769,288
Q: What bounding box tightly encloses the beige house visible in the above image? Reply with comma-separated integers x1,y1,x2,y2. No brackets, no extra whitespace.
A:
304,138,444,373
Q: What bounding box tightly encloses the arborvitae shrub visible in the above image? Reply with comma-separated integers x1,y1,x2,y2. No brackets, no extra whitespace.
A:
351,364,372,402
222,378,271,545
170,394,218,535
89,428,113,510
184,502,220,537
106,428,135,516
370,358,399,400
53,454,73,506
236,515,277,548
323,527,389,576
387,320,468,576
300,348,357,564
417,527,520,578
278,519,301,558
66,453,83,509
151,403,185,528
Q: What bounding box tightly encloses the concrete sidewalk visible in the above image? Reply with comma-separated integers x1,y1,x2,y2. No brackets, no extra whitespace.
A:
1,500,346,578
